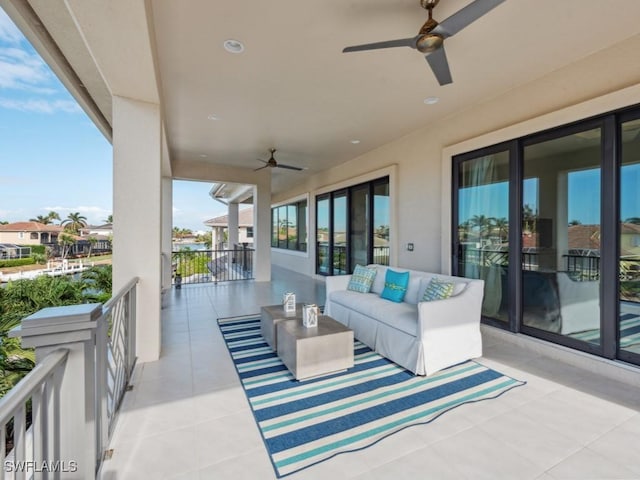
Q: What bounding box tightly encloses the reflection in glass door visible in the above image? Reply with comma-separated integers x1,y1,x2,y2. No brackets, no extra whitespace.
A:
373,181,390,264
316,196,330,274
620,118,640,357
522,127,602,342
456,150,510,323
349,185,369,272
333,192,348,275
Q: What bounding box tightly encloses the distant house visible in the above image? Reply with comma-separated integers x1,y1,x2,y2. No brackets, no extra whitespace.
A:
203,207,253,249
0,221,63,245
80,223,113,237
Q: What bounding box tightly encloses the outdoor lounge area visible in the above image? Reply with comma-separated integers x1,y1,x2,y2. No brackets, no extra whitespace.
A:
97,267,640,480
3,0,640,478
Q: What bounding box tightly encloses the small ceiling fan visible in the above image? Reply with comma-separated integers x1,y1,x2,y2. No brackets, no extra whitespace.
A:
254,149,303,171
342,0,505,86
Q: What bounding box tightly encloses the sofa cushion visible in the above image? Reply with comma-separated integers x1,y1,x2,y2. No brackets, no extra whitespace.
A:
347,264,377,293
374,301,419,336
380,269,410,303
422,278,455,302
330,290,389,318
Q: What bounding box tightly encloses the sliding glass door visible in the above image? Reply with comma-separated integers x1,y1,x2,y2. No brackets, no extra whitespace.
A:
619,117,640,361
522,126,602,344
452,106,640,366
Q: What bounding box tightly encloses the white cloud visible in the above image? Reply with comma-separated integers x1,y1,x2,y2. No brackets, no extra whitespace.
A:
0,9,23,44
0,45,54,91
0,98,80,113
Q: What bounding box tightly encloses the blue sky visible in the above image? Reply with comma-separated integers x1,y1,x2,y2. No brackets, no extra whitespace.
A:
0,8,223,232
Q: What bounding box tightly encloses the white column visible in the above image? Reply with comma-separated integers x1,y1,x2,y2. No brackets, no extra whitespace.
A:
228,203,239,248
254,184,272,281
112,96,162,362
161,177,173,291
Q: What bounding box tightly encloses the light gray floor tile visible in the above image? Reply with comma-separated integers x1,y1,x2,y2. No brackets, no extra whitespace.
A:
102,266,640,480
546,447,638,479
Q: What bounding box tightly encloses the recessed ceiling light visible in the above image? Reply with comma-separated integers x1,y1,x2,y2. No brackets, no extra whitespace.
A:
350,140,360,144
424,96,439,105
199,154,208,158
223,39,245,54
207,114,219,120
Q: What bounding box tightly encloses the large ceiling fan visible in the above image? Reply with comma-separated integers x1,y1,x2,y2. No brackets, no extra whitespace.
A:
254,149,303,171
342,0,505,86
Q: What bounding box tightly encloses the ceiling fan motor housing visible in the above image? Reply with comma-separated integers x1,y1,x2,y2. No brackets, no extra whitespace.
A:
416,33,443,53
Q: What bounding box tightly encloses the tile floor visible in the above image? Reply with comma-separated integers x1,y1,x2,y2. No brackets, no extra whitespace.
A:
99,266,640,480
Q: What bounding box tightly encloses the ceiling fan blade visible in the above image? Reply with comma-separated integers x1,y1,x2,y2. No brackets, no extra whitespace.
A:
343,36,419,53
253,164,270,171
425,47,452,85
432,0,505,38
276,163,304,171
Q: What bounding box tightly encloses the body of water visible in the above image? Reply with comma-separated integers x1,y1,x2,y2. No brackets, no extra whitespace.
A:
172,242,208,251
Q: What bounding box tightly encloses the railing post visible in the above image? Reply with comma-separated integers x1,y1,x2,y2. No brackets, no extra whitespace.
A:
10,304,102,479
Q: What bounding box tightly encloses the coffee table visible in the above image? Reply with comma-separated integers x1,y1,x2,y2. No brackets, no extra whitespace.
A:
260,303,304,350
276,315,354,380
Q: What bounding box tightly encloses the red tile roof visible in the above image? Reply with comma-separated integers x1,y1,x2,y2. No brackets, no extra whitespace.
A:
0,221,63,232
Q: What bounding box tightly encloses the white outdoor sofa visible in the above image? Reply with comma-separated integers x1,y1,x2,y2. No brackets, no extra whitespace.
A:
324,264,485,376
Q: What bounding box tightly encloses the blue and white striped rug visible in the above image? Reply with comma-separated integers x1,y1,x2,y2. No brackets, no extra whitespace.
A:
218,316,526,478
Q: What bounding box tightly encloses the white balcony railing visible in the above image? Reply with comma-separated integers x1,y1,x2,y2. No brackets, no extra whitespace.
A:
0,277,139,479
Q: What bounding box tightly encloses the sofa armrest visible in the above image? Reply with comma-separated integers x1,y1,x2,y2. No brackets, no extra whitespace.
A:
417,280,484,334
323,275,352,315
325,274,352,296
416,279,484,375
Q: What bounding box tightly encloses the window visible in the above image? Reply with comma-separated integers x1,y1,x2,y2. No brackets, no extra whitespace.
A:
30,232,38,240
17,232,24,239
271,199,307,252
316,176,390,276
246,226,254,238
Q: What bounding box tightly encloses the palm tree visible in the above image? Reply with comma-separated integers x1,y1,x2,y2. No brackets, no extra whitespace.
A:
46,211,61,224
81,265,112,303
103,214,113,223
57,232,76,259
569,219,582,226
522,204,537,233
0,221,7,225
624,217,640,225
62,212,88,234
469,214,491,238
29,215,52,224
492,217,509,242
87,236,98,258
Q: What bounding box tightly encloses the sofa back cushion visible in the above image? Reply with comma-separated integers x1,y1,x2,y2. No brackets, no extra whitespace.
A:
380,269,410,303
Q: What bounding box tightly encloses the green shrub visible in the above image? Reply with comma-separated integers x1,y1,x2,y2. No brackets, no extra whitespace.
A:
24,245,45,255
31,253,47,265
0,258,35,268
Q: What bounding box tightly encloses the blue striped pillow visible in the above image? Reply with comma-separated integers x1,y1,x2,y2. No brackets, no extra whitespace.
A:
422,278,455,302
347,265,377,293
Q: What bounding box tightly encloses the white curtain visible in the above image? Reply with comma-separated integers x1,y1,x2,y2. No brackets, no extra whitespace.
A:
460,155,503,317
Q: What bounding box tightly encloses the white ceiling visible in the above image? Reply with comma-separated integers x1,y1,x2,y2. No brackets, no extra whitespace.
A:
9,0,640,196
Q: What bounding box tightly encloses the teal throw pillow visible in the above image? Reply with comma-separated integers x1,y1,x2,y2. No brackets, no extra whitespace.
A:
422,278,455,302
347,264,377,293
380,269,410,303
